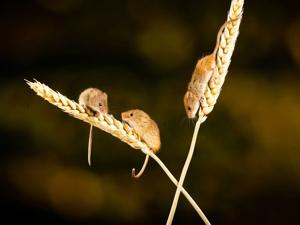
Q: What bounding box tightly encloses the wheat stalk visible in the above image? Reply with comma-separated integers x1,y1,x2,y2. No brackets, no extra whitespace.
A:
166,1,244,224
25,79,208,220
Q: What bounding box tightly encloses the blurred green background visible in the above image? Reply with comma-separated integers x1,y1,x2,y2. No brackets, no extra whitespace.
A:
1,0,300,224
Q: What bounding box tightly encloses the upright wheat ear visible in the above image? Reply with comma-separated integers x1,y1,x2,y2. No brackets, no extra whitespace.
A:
26,79,208,221
166,1,244,225
199,0,244,117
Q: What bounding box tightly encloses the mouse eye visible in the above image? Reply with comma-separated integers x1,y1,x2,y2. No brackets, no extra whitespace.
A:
99,103,102,106
130,113,133,117
188,107,191,111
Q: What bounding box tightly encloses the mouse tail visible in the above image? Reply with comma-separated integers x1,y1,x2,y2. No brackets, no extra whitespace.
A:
132,154,150,178
88,124,93,167
212,16,242,57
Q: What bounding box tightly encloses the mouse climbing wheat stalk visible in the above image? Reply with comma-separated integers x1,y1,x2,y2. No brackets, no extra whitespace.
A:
167,0,244,223
184,19,239,119
79,88,108,166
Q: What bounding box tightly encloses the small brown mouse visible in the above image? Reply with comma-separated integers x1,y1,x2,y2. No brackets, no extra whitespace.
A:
184,19,238,119
121,109,161,178
79,88,108,167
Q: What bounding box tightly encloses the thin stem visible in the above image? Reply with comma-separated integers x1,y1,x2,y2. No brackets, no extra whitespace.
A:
166,117,209,225
149,151,210,225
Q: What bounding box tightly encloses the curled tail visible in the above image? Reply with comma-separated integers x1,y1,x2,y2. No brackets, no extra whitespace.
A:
132,154,150,178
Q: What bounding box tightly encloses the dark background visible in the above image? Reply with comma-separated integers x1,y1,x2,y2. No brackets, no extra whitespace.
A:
1,0,300,224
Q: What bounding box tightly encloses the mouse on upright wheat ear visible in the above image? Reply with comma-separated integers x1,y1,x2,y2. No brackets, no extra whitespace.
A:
184,18,239,119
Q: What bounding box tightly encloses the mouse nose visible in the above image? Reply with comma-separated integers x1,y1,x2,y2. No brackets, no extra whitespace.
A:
188,114,195,119
121,112,126,119
100,107,107,114
186,110,196,119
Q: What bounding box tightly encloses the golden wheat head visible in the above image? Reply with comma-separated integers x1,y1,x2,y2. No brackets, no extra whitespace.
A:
26,79,151,155
199,0,244,118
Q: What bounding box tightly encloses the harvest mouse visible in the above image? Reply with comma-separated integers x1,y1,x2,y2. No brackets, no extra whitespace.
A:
121,109,161,178
79,88,108,166
184,18,239,119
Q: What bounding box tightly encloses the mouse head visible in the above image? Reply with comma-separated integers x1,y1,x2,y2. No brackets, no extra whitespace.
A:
88,89,108,114
121,109,150,130
183,91,200,119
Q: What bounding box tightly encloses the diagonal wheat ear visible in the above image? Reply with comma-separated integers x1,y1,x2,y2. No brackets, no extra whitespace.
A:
26,79,208,221
166,0,244,225
26,79,148,151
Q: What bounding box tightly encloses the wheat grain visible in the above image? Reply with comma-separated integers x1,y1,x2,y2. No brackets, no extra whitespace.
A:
26,79,206,220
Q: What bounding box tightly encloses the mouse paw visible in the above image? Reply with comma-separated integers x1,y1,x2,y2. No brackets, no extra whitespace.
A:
95,111,103,117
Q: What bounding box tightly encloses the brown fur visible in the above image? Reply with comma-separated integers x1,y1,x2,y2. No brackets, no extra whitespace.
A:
79,88,108,166
122,109,160,153
79,88,108,115
183,20,233,119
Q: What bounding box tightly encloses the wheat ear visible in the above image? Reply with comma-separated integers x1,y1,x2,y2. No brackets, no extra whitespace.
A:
166,1,244,225
26,79,207,219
